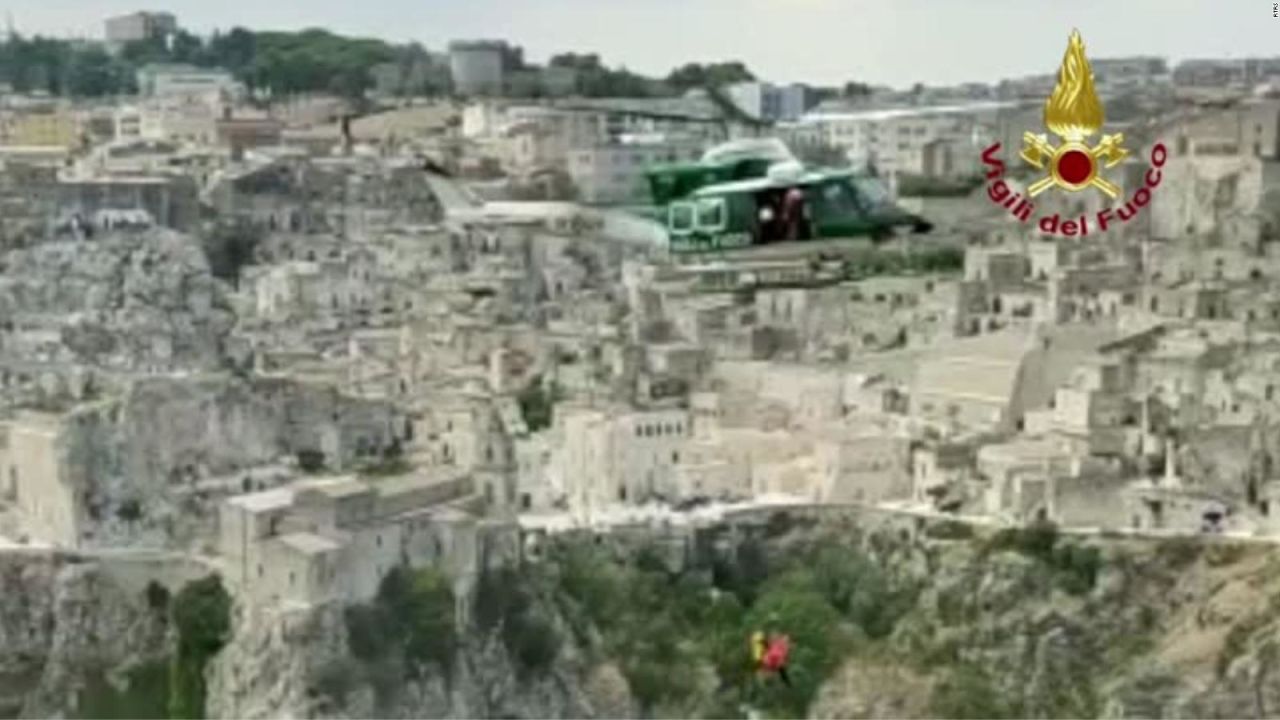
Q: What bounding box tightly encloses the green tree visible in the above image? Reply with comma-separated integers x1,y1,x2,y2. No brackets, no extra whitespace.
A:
405,569,457,670
549,52,602,71
474,567,561,677
169,575,232,719
202,220,262,290
744,572,851,718
121,35,174,66
207,28,257,76
517,377,561,432
843,81,873,98
170,30,206,64
931,664,1020,719
66,46,134,96
666,61,755,91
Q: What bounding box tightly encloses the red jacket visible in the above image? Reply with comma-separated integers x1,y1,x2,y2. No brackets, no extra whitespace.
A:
762,635,790,671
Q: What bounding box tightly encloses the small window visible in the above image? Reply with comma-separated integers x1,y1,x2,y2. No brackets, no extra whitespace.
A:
668,202,695,234
695,198,727,232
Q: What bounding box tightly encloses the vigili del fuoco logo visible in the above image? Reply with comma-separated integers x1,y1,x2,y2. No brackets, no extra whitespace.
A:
980,29,1168,237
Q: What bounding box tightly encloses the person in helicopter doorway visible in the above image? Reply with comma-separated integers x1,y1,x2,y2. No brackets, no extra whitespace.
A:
780,186,810,242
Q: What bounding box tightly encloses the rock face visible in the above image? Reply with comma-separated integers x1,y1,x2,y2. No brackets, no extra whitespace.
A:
202,521,1280,719
11,514,1280,719
58,374,401,550
208,602,607,720
0,228,235,371
0,552,181,718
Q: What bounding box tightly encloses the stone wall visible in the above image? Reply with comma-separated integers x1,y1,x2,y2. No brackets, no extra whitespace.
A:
0,228,235,372
9,374,400,550
0,549,206,718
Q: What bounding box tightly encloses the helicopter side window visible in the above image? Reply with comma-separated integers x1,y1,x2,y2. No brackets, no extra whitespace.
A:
852,176,893,209
669,202,695,235
822,181,863,215
695,198,727,232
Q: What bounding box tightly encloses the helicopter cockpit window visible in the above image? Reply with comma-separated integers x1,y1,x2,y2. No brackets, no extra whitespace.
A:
822,182,861,214
852,177,893,208
695,198,727,232
669,202,695,234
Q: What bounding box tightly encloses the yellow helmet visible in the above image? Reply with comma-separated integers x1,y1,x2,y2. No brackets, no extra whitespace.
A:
751,631,767,662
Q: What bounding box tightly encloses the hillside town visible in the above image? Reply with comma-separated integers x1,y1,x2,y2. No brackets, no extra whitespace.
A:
1,11,1280,621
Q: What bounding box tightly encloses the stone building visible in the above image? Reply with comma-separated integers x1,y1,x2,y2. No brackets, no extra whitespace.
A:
0,412,77,546
218,471,514,606
551,404,693,518
57,175,199,231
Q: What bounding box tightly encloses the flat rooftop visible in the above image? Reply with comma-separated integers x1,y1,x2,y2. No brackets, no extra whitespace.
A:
278,532,342,555
226,487,295,513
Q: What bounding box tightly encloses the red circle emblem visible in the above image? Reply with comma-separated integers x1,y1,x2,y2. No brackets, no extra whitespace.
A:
1057,150,1093,185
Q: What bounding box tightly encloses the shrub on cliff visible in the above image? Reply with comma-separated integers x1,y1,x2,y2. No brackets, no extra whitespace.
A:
201,220,262,290
517,377,562,432
296,449,326,473
744,571,851,718
985,522,1100,595
986,521,1060,562
505,611,560,676
930,663,1021,719
392,567,457,673
342,566,459,676
169,575,232,719
76,661,169,720
809,546,916,639
711,536,769,606
475,566,561,677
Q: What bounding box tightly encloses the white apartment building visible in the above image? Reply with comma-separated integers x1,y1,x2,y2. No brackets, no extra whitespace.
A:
136,64,240,100
449,40,508,96
797,101,1013,177
726,81,813,122
500,105,606,173
114,106,143,141
567,135,705,205
115,101,218,144
104,11,177,48
554,405,692,520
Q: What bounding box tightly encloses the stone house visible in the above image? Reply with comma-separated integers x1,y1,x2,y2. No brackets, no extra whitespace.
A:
218,471,507,607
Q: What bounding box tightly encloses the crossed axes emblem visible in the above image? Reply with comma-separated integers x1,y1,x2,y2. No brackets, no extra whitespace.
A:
1020,132,1129,199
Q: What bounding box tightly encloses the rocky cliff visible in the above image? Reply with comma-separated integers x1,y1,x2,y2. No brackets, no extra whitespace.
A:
0,551,202,719
34,373,400,550
206,601,624,720
0,228,236,372
199,513,1280,719
8,511,1280,719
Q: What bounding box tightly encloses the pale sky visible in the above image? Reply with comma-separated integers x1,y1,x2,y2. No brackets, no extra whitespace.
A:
9,0,1280,89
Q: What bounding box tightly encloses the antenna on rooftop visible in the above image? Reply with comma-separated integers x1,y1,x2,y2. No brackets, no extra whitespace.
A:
5,12,14,40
